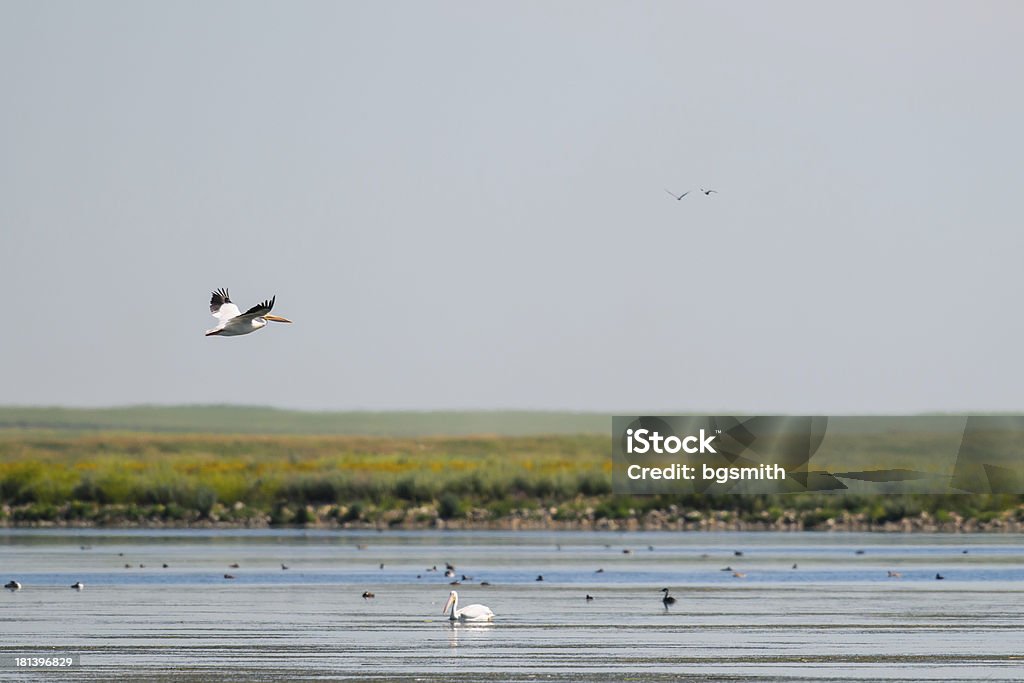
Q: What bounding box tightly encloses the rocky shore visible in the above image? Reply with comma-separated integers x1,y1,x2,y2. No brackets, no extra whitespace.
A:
4,502,1023,532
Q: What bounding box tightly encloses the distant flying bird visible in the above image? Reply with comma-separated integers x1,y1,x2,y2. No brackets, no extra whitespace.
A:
700,188,717,195
665,189,690,200
205,288,292,337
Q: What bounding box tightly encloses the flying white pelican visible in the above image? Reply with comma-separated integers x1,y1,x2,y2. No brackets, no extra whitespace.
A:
442,590,494,622
205,288,292,337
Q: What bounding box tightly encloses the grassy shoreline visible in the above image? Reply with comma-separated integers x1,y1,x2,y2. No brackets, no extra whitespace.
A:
0,406,610,436
2,430,1021,532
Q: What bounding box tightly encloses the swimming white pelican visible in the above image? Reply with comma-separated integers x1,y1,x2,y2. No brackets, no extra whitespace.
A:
442,590,494,622
205,288,292,337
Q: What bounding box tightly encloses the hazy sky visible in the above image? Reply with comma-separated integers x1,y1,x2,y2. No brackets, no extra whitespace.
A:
2,1,1022,413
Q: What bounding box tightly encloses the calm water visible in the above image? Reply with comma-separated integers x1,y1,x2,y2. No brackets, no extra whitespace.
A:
1,529,1022,681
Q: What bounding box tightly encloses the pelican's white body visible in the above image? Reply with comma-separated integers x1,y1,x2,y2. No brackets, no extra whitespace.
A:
205,288,291,337
443,590,494,622
208,300,267,336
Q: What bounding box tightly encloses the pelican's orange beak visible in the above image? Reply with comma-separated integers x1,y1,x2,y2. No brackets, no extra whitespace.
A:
264,315,292,323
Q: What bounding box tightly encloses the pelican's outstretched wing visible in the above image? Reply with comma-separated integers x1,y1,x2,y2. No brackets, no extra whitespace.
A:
210,288,241,322
240,296,275,319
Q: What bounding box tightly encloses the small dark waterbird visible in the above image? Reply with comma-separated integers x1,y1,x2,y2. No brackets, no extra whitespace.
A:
661,588,676,607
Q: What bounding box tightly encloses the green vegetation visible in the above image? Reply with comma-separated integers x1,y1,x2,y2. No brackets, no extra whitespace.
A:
0,429,1021,530
0,406,608,436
